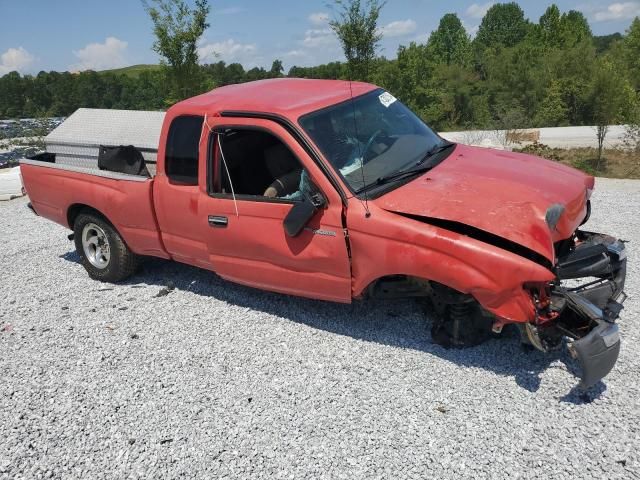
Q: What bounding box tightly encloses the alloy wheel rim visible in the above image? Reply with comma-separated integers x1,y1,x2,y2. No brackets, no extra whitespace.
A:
82,223,110,269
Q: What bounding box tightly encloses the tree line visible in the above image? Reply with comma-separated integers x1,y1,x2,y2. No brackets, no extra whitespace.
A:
1,1,639,138
0,61,285,119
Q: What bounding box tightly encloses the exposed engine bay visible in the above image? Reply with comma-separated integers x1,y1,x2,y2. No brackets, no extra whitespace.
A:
437,229,626,389
367,228,627,389
526,230,626,388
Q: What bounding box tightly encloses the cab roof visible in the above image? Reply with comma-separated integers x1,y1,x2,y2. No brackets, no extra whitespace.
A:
171,78,379,120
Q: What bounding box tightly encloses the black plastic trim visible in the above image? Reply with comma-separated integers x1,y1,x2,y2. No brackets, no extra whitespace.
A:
572,319,620,389
208,192,299,205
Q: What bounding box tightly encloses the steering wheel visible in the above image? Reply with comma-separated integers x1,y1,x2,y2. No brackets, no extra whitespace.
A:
361,129,383,162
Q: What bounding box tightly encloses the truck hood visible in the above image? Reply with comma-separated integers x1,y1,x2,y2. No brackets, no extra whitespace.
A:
374,144,594,263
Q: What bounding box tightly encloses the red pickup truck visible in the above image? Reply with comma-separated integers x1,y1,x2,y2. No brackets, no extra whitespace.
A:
20,78,628,388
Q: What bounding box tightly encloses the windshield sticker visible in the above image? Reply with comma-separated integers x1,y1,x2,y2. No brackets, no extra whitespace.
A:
379,92,397,108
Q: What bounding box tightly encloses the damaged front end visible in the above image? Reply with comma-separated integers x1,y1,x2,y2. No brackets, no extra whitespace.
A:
525,231,627,388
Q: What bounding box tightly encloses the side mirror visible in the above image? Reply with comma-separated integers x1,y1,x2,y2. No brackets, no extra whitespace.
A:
284,191,326,237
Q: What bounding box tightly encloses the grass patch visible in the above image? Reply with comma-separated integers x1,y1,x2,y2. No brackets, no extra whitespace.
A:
514,143,640,179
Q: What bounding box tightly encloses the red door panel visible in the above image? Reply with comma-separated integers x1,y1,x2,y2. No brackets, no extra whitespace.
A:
198,118,352,303
154,177,211,269
199,196,351,302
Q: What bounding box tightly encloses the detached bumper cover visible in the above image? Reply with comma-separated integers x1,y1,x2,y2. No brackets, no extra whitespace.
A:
571,320,620,389
551,232,627,388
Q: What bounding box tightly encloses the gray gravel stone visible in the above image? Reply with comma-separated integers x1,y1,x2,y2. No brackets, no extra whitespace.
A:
0,178,639,479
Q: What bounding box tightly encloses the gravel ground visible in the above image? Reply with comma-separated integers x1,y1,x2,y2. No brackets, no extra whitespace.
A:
1,178,639,479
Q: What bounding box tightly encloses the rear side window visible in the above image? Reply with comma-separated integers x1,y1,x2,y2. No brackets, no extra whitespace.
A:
165,115,203,185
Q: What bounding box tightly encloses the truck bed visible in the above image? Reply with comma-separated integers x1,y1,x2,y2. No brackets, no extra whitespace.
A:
45,108,165,174
21,156,153,182
20,158,168,259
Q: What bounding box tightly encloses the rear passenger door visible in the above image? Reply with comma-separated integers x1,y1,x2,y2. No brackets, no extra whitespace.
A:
198,117,352,303
154,115,213,269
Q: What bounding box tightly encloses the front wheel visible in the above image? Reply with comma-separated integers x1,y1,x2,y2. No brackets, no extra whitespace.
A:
73,212,139,282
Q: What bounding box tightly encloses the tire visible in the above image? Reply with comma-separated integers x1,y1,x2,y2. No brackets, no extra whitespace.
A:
73,212,139,283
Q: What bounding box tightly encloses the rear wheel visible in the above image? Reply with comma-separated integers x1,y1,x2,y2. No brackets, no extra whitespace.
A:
73,212,139,282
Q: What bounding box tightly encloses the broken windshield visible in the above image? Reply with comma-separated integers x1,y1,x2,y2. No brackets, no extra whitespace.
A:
299,89,446,194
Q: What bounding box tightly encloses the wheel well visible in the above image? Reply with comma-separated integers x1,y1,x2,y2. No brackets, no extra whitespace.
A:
67,204,107,229
365,275,473,304
365,275,433,299
67,204,135,253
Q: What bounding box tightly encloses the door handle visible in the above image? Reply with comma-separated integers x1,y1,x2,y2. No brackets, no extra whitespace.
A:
208,215,228,228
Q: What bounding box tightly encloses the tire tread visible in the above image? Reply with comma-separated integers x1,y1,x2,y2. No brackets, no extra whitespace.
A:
73,212,140,283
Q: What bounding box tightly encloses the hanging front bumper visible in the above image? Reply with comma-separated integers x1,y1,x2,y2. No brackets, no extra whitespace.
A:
532,231,628,388
570,318,621,389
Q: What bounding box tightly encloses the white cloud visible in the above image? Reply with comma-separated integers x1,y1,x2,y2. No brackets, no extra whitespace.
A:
591,2,640,21
378,19,417,38
466,25,480,37
0,47,35,75
217,6,247,15
198,39,258,64
462,20,480,38
303,28,337,48
465,2,494,19
309,12,330,25
71,37,128,71
277,15,342,69
283,49,307,59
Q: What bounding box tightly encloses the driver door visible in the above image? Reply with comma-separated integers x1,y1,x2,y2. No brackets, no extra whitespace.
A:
197,117,352,303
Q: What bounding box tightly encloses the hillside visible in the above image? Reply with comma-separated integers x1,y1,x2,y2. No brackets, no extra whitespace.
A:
98,64,161,78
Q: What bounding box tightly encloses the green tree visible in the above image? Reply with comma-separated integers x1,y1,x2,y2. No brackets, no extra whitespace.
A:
562,10,592,46
422,65,486,130
593,33,623,54
538,4,562,46
538,6,591,49
482,40,547,124
426,13,471,67
245,67,268,82
586,58,636,167
28,72,54,115
534,80,569,126
143,0,210,102
475,2,530,50
623,100,640,155
47,72,76,116
622,17,640,90
329,0,385,81
548,41,596,125
224,63,246,84
269,59,284,78
371,57,400,93
0,72,27,118
288,61,347,80
392,42,431,114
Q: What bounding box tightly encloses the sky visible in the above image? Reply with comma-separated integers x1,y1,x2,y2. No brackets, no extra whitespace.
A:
0,0,639,75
